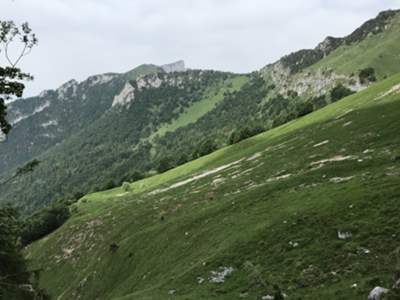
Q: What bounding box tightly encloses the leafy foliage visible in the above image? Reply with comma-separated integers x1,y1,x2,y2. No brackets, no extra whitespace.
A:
295,101,314,117
121,182,132,192
0,20,49,300
0,207,49,299
21,202,71,246
0,70,245,211
310,94,328,110
359,67,377,84
193,139,218,158
0,21,37,136
0,64,160,177
280,49,325,74
157,157,173,174
0,67,32,135
229,126,265,145
0,71,350,212
330,84,355,102
0,207,29,296
0,159,40,186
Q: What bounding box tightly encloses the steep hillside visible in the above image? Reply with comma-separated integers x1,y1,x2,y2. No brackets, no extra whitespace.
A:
262,9,400,97
1,10,399,214
309,11,400,79
0,70,248,211
27,74,400,299
0,64,160,176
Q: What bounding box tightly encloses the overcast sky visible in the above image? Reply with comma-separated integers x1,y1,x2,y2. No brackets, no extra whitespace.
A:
1,0,399,97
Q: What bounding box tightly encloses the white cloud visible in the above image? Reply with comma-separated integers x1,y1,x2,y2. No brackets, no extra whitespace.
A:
0,0,398,96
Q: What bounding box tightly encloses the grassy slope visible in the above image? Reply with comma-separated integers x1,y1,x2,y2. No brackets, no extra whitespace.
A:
27,74,400,299
150,75,249,140
308,14,400,79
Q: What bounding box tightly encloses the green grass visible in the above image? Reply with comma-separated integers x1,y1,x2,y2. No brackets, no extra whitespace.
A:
308,14,400,79
27,74,400,300
149,75,248,140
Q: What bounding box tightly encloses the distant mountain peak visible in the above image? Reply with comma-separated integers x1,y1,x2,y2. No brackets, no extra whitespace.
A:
56,79,79,100
161,60,186,73
85,73,118,87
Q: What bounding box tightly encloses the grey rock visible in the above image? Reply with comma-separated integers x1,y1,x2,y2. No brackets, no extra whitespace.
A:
368,287,389,300
161,60,186,73
168,289,177,295
0,130,5,142
209,266,234,283
18,284,34,293
393,278,400,289
197,276,205,284
337,230,352,240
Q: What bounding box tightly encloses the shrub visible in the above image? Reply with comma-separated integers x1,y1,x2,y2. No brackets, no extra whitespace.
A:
193,140,217,157
157,157,173,173
73,192,85,200
127,171,144,182
272,113,289,128
21,203,71,246
122,182,132,192
177,154,189,166
296,101,314,117
310,94,327,109
330,84,355,102
109,243,119,253
229,126,264,145
287,90,298,98
359,67,377,83
103,180,117,190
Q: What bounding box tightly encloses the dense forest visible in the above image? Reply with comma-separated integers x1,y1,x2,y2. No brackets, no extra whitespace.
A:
0,69,357,214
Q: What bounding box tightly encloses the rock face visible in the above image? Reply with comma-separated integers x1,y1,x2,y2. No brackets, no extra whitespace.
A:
0,130,5,142
112,72,189,108
368,287,389,300
57,79,78,100
0,65,158,177
112,82,135,108
267,64,365,97
274,9,399,76
316,36,342,56
161,60,186,73
260,9,400,98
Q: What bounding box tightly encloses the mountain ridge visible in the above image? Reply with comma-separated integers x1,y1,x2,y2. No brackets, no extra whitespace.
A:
265,9,400,76
1,9,400,213
0,64,165,177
